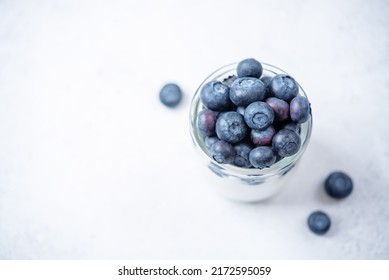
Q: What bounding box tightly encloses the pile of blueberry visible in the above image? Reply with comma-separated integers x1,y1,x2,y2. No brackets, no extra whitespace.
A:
197,58,311,169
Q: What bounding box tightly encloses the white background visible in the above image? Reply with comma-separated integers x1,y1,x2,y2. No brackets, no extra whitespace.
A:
0,0,388,259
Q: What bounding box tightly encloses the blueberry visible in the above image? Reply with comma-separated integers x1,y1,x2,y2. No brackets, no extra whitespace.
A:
265,97,290,123
159,83,182,107
204,136,219,149
272,129,301,157
324,171,353,199
260,76,272,87
244,101,274,130
200,81,231,111
216,112,248,144
229,78,266,106
197,109,218,137
307,211,331,235
233,142,254,168
260,76,272,98
269,74,299,102
282,122,301,134
237,58,263,78
236,106,246,116
251,126,276,146
249,146,276,169
210,140,235,164
290,96,310,124
222,75,237,87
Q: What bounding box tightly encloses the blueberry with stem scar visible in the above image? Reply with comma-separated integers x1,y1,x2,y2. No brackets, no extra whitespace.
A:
244,101,274,130
200,81,231,111
210,140,235,164
272,129,301,157
269,74,299,102
233,142,254,168
229,77,266,106
216,112,248,144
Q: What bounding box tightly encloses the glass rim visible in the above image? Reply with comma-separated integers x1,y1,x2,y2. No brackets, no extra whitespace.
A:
189,62,313,179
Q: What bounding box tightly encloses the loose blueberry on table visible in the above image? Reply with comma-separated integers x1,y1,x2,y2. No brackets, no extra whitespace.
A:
307,211,331,235
197,58,311,169
325,171,353,199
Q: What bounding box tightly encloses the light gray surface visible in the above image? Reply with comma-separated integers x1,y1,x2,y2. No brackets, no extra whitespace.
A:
0,0,388,259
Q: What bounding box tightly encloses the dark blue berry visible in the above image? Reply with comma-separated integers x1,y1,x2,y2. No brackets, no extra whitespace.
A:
159,83,182,107
269,74,299,102
237,58,263,78
251,126,276,146
249,146,276,169
210,140,235,164
282,122,301,134
197,109,218,137
272,129,301,157
216,112,248,144
308,211,331,235
244,101,274,130
229,78,266,106
265,97,290,123
204,136,219,149
260,76,272,87
233,142,254,168
290,96,310,124
324,171,353,199
200,81,231,111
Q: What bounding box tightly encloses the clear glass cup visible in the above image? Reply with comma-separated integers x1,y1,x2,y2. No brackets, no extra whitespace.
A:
189,62,313,202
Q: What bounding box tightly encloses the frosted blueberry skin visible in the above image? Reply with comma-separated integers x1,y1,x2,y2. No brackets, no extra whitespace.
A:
251,126,276,146
159,83,182,107
237,58,263,78
233,142,254,168
325,171,353,199
269,74,299,102
200,81,231,111
216,112,248,144
204,136,219,149
249,146,276,169
308,211,331,235
210,140,235,164
265,97,290,123
290,96,310,124
244,101,274,130
272,129,301,157
229,77,266,107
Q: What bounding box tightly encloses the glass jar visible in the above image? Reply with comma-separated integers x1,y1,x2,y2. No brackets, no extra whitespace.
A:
189,62,313,202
